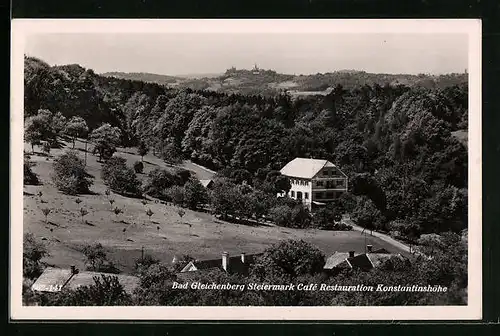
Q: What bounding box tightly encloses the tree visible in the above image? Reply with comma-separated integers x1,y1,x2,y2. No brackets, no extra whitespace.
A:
263,171,291,195
42,141,51,157
51,111,67,137
101,157,142,197
64,116,88,148
312,206,342,230
113,207,123,221
177,208,186,223
24,157,39,185
250,239,325,281
167,185,185,206
209,179,243,219
24,109,53,153
269,203,312,228
82,243,107,271
52,151,93,195
133,263,177,305
23,233,48,279
137,141,148,161
143,168,182,201
351,196,384,234
41,207,51,225
52,275,132,306
79,207,89,224
183,178,208,210
269,205,293,227
90,123,121,161
145,208,154,222
133,160,144,174
243,190,273,220
159,140,183,165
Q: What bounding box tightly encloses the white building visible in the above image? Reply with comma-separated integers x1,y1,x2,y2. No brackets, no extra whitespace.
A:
278,158,348,209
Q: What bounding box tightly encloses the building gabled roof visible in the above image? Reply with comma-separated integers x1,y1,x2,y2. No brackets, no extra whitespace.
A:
31,267,140,295
347,254,374,271
280,158,345,179
199,179,214,188
324,252,351,269
180,253,263,275
324,248,404,272
31,267,73,292
66,271,140,295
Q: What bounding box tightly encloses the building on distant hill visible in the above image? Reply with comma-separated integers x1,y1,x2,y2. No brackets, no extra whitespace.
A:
30,266,140,295
323,245,405,275
179,251,262,276
252,63,260,75
278,158,348,210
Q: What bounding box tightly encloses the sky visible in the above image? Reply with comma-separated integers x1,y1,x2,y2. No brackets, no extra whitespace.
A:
25,33,468,76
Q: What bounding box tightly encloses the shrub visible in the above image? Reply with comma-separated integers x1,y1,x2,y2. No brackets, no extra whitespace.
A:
52,151,93,195
133,160,144,174
270,204,312,228
24,158,39,185
166,185,185,206
50,275,132,306
269,205,293,227
312,206,342,230
134,254,159,274
175,168,192,185
82,242,117,272
101,157,142,197
23,233,48,279
143,168,182,200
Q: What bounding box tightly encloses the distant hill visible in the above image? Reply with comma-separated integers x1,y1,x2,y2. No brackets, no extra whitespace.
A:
101,67,468,96
101,72,181,85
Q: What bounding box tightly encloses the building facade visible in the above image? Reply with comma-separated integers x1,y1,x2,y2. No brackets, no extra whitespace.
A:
278,158,348,210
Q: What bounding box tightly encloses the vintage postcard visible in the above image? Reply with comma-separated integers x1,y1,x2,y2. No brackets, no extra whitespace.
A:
10,19,481,320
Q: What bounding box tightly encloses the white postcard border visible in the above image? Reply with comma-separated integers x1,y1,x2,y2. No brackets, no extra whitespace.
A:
10,19,482,320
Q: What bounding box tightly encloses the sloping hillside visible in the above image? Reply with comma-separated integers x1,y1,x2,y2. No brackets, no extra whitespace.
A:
101,67,469,96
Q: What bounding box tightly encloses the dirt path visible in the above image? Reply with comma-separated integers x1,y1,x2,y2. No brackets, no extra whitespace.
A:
342,217,411,253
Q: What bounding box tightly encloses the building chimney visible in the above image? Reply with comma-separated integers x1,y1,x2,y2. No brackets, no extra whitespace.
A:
222,252,229,271
241,252,246,264
348,251,355,258
367,245,373,253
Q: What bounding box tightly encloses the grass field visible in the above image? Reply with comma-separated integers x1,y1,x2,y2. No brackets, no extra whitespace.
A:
23,139,406,274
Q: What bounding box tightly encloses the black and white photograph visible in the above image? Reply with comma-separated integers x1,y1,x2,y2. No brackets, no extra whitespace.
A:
10,19,481,320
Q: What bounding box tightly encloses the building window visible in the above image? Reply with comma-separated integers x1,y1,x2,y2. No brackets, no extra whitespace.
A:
326,192,334,199
305,192,309,200
336,180,344,187
323,170,329,176
316,180,323,187
297,191,303,199
316,192,323,199
291,191,295,198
